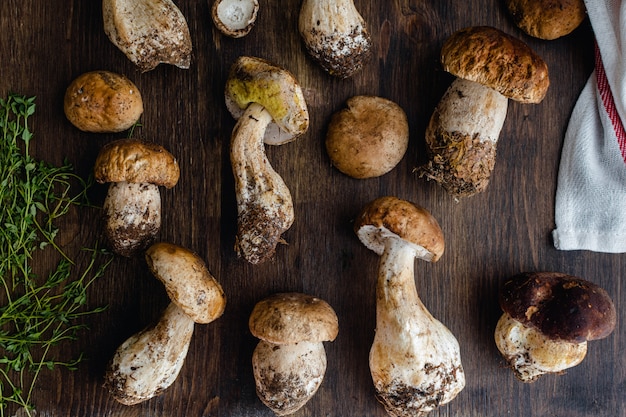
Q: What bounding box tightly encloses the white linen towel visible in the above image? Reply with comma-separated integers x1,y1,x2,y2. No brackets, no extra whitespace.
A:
552,0,626,252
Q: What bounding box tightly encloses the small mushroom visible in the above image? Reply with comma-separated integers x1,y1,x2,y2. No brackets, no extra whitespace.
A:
418,26,549,198
63,70,143,133
94,139,180,257
145,242,226,324
506,0,587,40
225,56,309,264
103,0,192,72
325,95,409,179
298,0,371,78
495,272,616,383
211,0,259,38
249,293,339,416
104,302,195,405
354,196,465,417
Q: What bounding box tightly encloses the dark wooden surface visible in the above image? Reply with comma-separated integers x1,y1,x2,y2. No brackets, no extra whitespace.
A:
1,1,624,416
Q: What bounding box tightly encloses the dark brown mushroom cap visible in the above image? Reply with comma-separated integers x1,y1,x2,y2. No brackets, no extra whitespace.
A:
499,272,616,343
249,293,339,345
353,196,445,262
441,26,549,103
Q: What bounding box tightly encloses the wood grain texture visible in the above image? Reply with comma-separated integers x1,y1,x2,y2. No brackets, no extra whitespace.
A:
1,1,623,417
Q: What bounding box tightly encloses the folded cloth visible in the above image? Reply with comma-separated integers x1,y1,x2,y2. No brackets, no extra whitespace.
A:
552,0,626,252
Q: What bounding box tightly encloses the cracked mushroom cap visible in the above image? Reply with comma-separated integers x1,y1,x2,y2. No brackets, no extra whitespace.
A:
441,26,549,103
506,0,586,40
499,272,617,343
354,196,445,262
225,56,310,145
249,293,339,345
211,0,259,38
94,139,180,188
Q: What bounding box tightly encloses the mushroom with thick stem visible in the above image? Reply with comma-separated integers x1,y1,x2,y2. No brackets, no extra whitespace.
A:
495,271,616,383
418,26,549,198
94,139,180,257
249,292,339,416
505,0,587,40
102,0,192,72
298,0,372,78
325,95,409,179
354,196,465,417
225,56,310,264
211,0,259,38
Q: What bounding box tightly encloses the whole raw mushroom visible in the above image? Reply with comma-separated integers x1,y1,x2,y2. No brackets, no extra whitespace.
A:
506,0,587,40
211,0,259,38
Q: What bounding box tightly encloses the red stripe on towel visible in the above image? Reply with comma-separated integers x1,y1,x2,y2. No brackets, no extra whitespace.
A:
595,43,626,163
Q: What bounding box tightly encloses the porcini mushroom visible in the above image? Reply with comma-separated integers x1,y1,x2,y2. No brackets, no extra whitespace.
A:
249,292,339,416
298,0,371,78
354,196,465,417
325,95,409,179
145,242,226,324
103,0,192,72
418,26,549,198
225,56,309,264
495,272,616,382
64,70,143,133
104,302,195,405
94,139,180,257
211,0,259,38
506,0,587,40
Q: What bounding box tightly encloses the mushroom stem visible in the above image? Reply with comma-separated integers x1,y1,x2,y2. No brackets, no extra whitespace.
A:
371,238,465,417
230,102,294,264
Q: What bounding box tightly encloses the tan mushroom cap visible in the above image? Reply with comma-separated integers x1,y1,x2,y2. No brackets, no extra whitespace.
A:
225,56,310,145
212,0,259,38
506,0,586,40
249,293,339,345
441,26,549,103
354,196,445,262
325,95,409,179
499,272,617,343
94,139,180,188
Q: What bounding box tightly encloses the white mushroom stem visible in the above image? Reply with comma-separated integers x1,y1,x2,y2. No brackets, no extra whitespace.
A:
230,102,294,264
370,237,465,417
494,312,587,382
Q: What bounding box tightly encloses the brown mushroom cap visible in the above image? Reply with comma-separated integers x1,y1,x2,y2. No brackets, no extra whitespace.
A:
325,95,409,179
499,272,617,343
353,196,445,262
441,26,549,103
506,0,586,40
249,293,339,345
94,139,180,188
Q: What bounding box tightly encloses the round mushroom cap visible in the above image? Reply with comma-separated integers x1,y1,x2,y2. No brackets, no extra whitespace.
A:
225,56,310,145
325,95,409,179
212,0,259,38
354,196,445,262
64,70,143,133
249,293,339,345
441,26,549,103
506,0,586,40
499,272,617,343
94,139,180,188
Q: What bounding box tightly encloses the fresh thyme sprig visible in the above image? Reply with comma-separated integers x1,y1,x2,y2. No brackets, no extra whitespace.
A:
0,93,112,416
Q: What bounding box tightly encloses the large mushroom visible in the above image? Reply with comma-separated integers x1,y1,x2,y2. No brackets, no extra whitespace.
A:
225,56,309,264
298,0,371,78
249,292,339,415
94,139,180,257
495,272,616,382
418,26,549,198
354,196,465,417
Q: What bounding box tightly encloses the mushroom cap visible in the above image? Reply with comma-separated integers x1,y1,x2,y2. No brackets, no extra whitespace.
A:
325,95,409,179
499,272,617,343
506,0,586,40
441,26,549,103
353,196,445,262
64,70,143,133
249,293,339,345
225,56,310,145
94,138,180,188
211,0,259,38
